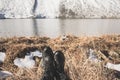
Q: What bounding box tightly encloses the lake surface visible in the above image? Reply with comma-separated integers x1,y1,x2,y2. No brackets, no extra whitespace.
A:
0,19,120,38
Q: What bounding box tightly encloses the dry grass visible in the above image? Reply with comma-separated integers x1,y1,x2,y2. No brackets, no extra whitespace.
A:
0,35,120,80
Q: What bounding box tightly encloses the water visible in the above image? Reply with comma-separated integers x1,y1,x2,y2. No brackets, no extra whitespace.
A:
0,19,120,38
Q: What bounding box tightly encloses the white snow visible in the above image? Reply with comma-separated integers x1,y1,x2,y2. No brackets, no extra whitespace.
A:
0,0,120,18
35,0,60,18
0,0,34,18
88,49,101,63
0,71,13,79
14,54,35,68
31,50,42,57
0,52,6,63
105,62,120,71
14,50,42,68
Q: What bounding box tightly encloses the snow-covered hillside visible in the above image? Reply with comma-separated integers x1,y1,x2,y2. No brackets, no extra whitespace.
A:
0,0,34,18
0,0,120,18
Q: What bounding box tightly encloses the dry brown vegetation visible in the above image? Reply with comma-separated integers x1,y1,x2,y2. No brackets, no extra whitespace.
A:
0,35,120,80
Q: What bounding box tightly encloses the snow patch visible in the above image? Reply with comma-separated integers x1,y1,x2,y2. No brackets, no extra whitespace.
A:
31,50,42,57
105,62,120,71
0,71,13,79
0,52,6,63
14,50,42,68
14,54,35,68
88,49,101,63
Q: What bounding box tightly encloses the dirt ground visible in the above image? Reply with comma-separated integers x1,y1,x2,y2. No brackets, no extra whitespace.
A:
0,35,120,80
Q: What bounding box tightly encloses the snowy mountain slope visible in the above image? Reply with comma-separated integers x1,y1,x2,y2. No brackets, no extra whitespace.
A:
0,0,34,18
0,0,120,18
